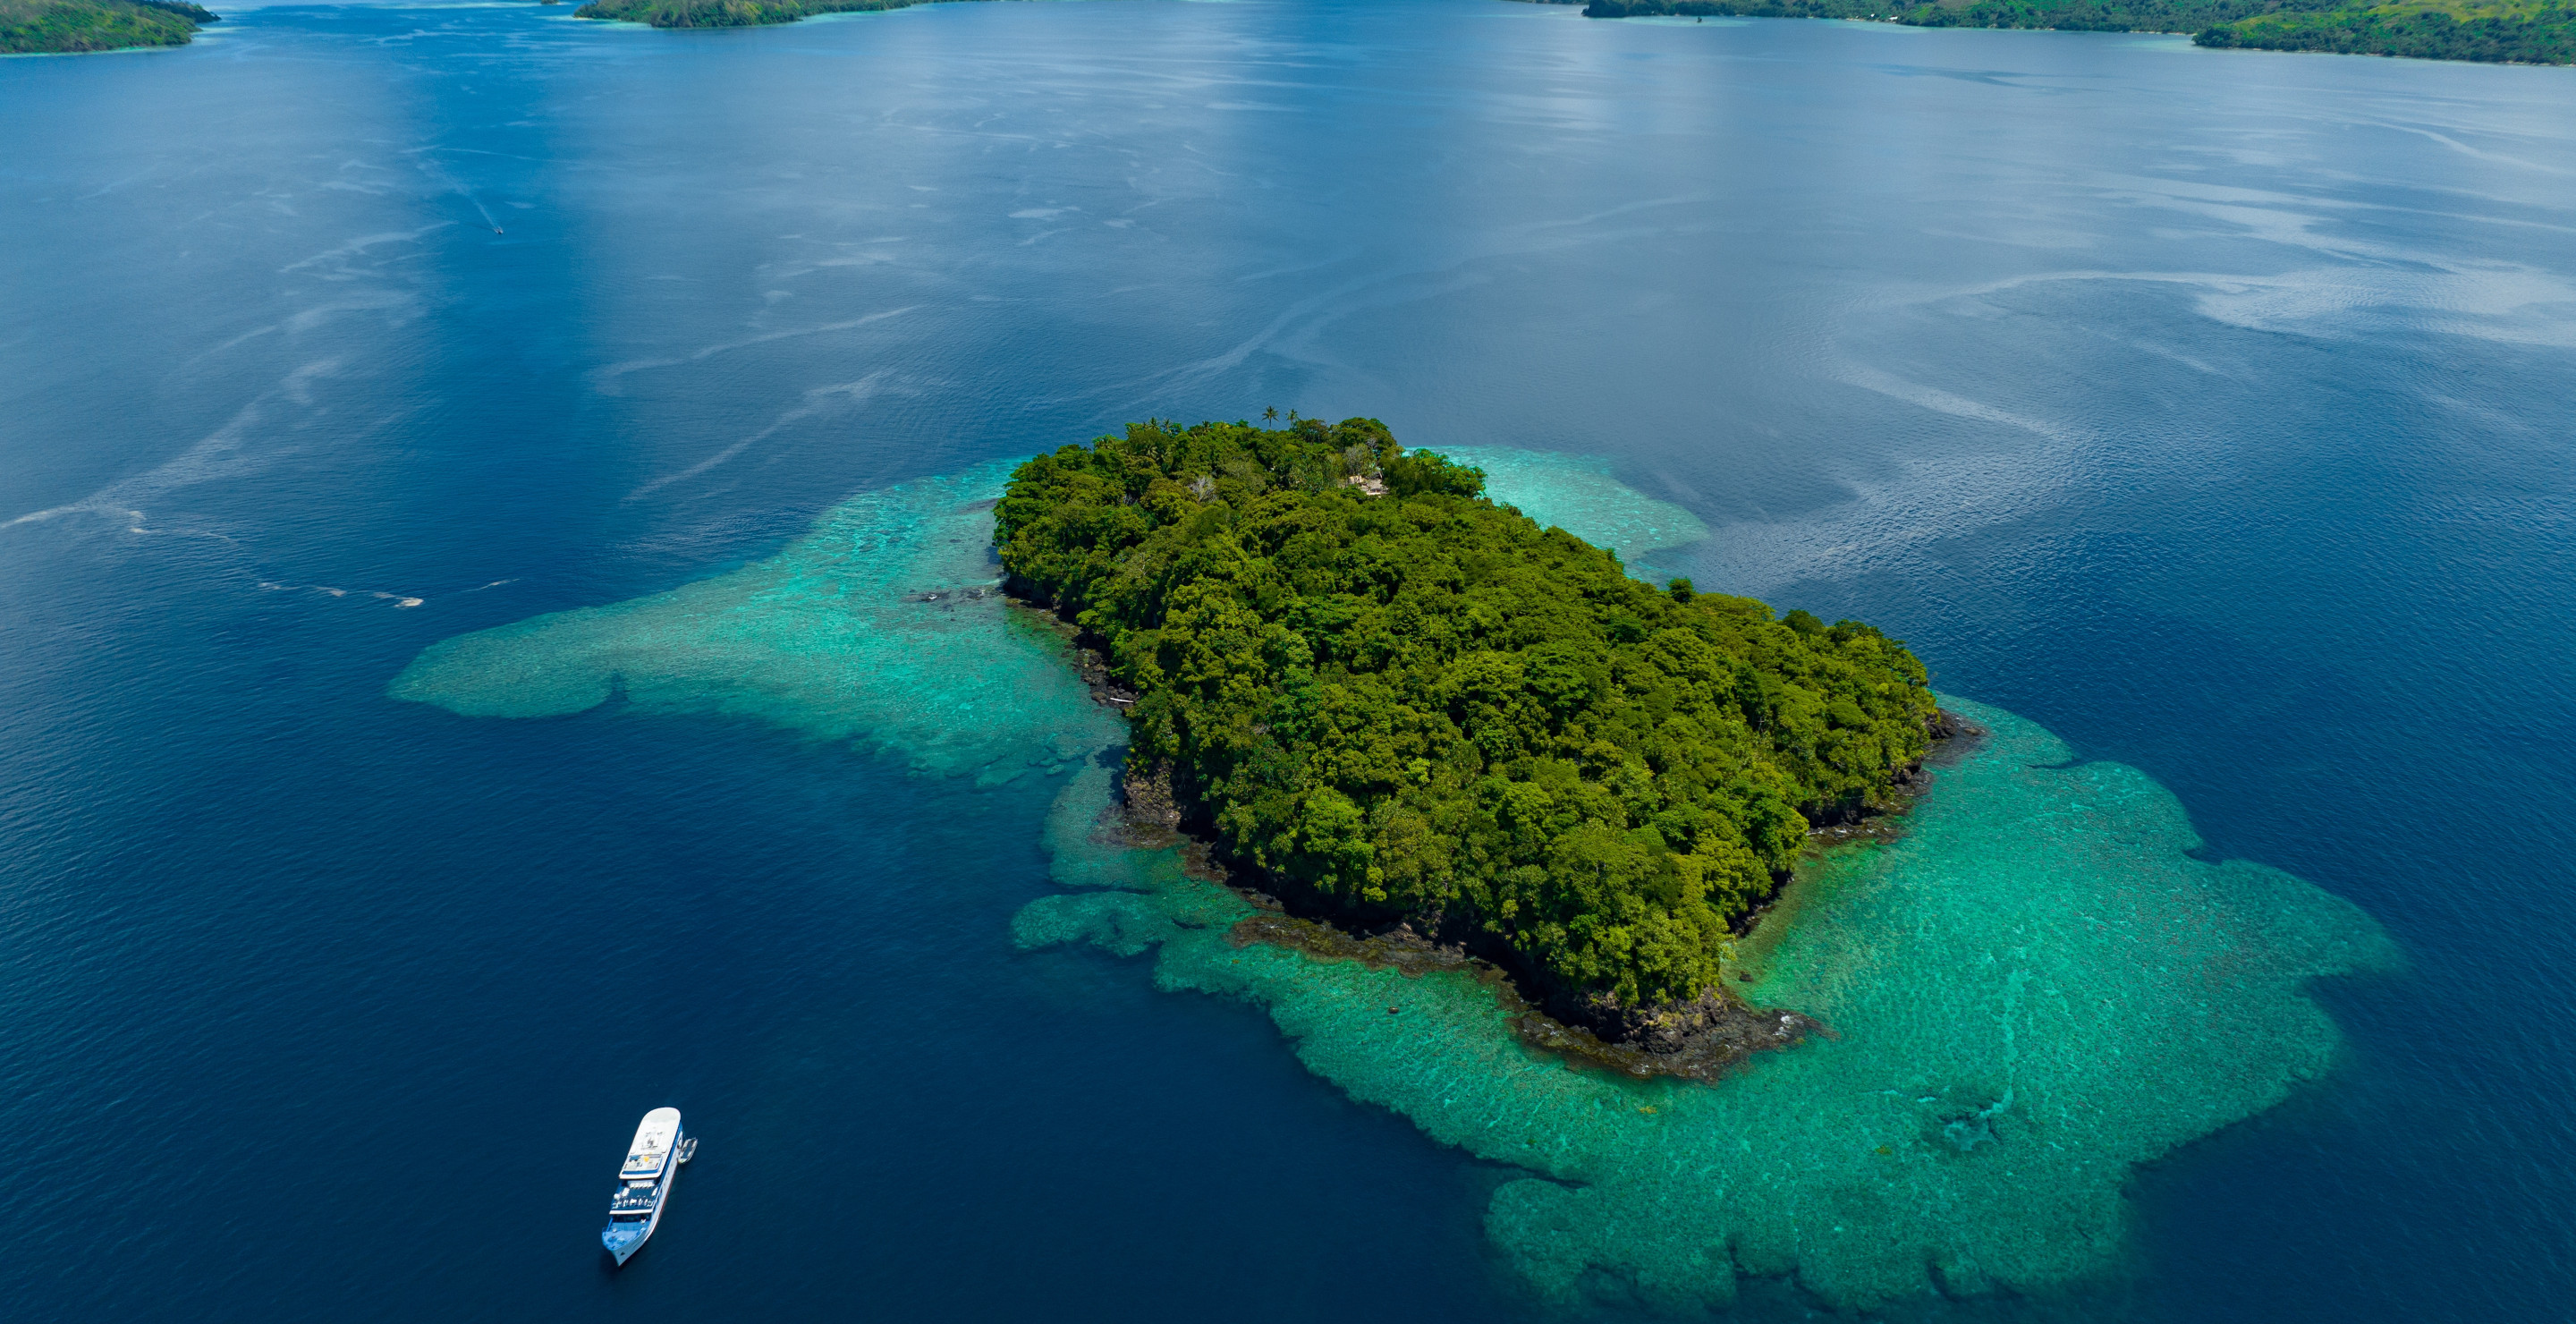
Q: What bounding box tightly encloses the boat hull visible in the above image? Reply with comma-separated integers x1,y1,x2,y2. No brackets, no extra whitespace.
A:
602,1110,684,1266
602,1151,674,1265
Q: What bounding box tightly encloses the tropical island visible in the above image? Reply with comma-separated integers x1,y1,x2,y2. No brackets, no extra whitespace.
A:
996,416,1946,1053
573,0,949,27
386,422,2397,1306
1,0,214,53
1578,0,2576,64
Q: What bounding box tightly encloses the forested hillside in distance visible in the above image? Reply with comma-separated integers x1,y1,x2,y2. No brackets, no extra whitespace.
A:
573,0,951,27
2194,0,2576,59
997,418,1941,1027
1575,0,2576,63
1582,0,2328,28
1,0,213,53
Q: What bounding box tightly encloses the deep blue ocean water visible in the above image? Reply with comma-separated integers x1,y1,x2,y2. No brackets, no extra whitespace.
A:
4,2,2573,1320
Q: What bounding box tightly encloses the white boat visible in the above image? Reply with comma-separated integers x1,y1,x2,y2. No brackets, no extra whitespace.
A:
601,1108,694,1265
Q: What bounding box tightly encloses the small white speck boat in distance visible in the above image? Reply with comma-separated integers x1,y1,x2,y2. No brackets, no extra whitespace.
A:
601,1108,694,1265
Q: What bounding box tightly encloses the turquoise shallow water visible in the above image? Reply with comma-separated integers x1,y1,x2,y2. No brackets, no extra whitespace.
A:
1445,447,1710,578
399,449,2394,1311
393,465,1108,781
1021,699,2396,1311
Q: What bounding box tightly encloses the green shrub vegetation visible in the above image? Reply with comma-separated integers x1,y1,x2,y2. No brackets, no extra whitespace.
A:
997,418,1939,1018
1576,0,2576,62
573,0,953,28
1583,0,2330,27
2196,0,2576,60
1,0,214,54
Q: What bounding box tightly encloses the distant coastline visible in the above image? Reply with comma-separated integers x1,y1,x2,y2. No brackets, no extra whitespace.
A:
2,0,215,54
572,0,974,29
1570,0,2576,65
14,0,2564,62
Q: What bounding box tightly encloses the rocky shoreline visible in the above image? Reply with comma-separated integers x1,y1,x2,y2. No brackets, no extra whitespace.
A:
1007,594,1965,1082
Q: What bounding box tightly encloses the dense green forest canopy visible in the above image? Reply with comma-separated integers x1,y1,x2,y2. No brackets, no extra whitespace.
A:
1,0,212,53
1581,0,2327,29
2192,0,2576,59
1576,0,2576,63
573,0,948,28
997,418,1939,1016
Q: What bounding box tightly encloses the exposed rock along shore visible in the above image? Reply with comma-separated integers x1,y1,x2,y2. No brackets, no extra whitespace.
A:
1001,591,1967,1082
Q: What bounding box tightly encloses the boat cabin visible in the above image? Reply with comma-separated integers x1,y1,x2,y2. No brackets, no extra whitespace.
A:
620,1108,682,1180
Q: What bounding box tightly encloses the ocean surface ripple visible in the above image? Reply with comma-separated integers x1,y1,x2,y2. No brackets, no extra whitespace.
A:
4,2,2571,1320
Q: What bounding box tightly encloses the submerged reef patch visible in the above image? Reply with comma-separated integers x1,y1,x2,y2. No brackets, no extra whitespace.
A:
1018,698,2396,1311
1442,446,1711,576
389,465,1114,781
394,447,2394,1312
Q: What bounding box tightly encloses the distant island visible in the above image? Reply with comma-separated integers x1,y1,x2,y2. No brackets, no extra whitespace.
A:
2192,0,2574,58
12,0,2557,60
997,417,1946,1052
574,0,951,27
1576,0,2576,64
2,0,215,53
